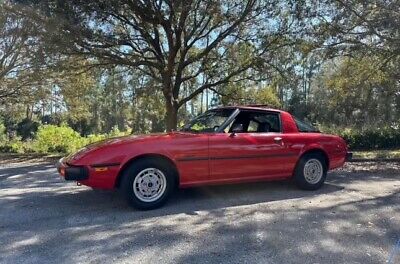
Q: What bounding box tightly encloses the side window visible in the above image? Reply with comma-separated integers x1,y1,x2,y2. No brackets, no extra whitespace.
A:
251,112,280,133
228,111,281,133
293,117,319,132
247,120,259,132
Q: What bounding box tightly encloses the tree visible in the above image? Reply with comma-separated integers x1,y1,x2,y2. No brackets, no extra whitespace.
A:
17,0,297,130
310,55,399,128
312,0,399,64
54,60,134,135
55,59,98,135
0,2,45,102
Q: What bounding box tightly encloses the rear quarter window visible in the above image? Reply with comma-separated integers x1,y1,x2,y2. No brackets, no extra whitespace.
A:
294,117,319,133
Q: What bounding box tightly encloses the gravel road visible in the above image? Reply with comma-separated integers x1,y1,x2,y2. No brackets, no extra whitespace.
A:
0,160,399,264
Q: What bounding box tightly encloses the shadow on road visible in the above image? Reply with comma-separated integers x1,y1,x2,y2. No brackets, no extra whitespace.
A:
0,162,345,218
0,161,398,218
0,162,399,263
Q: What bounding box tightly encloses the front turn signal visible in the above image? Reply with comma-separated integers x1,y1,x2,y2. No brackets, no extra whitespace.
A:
94,167,108,172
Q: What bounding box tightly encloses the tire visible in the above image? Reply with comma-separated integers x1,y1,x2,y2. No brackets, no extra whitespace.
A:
121,158,176,210
294,153,327,190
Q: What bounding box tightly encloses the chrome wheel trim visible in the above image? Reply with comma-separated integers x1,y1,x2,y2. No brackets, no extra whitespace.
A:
303,159,323,184
133,168,167,203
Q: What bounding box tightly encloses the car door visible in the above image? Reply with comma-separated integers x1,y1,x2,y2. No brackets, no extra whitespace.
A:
172,133,210,186
209,110,293,183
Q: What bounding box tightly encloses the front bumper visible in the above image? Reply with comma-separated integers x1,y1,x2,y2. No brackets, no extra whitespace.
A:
56,158,89,181
345,152,353,161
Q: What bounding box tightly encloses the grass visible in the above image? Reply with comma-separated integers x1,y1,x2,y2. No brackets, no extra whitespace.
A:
352,149,400,159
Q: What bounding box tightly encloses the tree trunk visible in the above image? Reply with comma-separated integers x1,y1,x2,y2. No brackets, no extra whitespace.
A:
29,105,34,120
165,98,178,132
163,75,179,131
26,105,30,119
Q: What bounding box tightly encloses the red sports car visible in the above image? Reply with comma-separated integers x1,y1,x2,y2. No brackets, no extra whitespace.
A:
56,106,352,210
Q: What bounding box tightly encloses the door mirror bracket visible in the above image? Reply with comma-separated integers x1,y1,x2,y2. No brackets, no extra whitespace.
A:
230,123,244,136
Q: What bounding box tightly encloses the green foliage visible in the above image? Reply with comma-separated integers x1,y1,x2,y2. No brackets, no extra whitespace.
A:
16,118,40,140
311,56,399,128
1,120,400,154
0,2,47,103
131,89,166,133
85,134,106,145
321,126,400,150
1,1,400,147
220,84,281,108
0,124,131,154
254,87,281,108
33,125,85,153
190,123,207,132
0,121,7,142
0,137,34,153
107,126,126,138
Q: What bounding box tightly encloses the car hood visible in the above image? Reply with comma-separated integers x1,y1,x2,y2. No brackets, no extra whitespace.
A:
65,131,198,163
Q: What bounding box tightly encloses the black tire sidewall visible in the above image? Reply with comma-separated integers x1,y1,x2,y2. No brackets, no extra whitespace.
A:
294,153,327,190
121,159,175,210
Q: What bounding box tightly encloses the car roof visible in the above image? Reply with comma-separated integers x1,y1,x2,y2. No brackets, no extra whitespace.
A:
213,105,286,113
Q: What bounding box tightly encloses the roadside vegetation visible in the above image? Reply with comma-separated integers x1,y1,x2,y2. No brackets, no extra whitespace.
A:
1,121,400,155
323,127,400,151
0,124,128,154
0,1,399,155
352,149,400,160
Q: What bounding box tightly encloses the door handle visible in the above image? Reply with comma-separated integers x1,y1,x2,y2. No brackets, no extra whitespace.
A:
274,137,283,145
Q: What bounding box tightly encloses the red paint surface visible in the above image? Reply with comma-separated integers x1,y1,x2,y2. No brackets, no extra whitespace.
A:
58,106,348,189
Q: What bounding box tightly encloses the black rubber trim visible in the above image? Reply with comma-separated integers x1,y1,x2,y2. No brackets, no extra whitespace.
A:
210,153,296,160
177,153,297,162
217,108,240,133
64,166,89,181
176,157,209,162
91,162,120,168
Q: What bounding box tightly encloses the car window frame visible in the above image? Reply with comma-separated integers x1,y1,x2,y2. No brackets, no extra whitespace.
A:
182,108,236,133
218,109,282,134
216,108,240,133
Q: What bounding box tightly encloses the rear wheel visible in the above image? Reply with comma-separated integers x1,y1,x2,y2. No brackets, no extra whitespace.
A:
294,153,327,190
121,159,176,210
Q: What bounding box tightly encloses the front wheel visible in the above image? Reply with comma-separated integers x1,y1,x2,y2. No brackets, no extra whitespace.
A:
121,159,176,210
294,153,327,190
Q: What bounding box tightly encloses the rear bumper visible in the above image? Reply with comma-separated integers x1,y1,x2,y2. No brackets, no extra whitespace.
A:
345,152,353,161
56,158,89,181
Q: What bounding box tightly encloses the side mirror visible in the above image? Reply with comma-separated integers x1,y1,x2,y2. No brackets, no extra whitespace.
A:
231,123,244,135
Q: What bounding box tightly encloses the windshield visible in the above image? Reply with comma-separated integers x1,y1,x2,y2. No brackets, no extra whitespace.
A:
181,109,234,133
294,117,319,133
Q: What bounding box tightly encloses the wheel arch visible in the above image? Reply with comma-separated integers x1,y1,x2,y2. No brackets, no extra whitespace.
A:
298,148,330,169
114,153,180,189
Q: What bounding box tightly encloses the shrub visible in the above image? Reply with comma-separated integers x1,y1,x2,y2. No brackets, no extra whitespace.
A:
107,126,129,138
0,123,131,154
16,119,40,140
85,134,107,145
33,124,86,154
0,121,7,142
0,137,34,153
323,126,400,150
